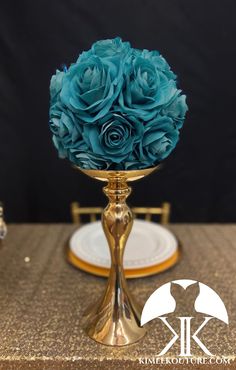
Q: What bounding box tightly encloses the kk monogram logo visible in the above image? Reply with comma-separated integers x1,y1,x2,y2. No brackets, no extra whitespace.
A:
141,280,228,356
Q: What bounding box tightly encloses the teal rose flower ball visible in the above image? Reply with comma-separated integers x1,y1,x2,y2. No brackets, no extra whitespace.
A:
49,37,188,170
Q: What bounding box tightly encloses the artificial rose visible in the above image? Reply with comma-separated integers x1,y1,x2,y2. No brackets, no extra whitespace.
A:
141,116,179,163
161,94,188,129
49,107,87,159
141,49,177,80
82,113,143,163
118,50,178,121
86,37,131,59
50,69,64,106
69,151,110,170
51,55,123,123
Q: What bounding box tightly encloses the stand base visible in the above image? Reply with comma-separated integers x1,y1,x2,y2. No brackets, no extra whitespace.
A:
83,289,146,346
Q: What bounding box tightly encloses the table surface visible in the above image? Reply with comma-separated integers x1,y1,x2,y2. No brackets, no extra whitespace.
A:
0,224,235,370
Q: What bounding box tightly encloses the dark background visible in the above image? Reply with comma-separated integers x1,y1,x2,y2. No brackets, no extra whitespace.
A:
0,0,236,223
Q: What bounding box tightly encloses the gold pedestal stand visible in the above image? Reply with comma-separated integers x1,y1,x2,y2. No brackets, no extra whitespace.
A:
78,166,158,346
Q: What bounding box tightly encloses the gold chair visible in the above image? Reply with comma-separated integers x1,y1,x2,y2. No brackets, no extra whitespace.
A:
71,201,170,226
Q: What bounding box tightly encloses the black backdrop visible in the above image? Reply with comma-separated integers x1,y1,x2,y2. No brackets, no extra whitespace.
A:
0,0,236,223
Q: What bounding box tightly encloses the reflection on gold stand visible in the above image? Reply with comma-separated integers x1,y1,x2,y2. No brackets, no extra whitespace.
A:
76,166,159,346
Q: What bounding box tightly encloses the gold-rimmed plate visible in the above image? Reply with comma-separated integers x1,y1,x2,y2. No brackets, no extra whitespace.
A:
67,220,180,278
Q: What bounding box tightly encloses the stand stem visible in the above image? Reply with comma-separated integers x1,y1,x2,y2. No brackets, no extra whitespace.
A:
85,174,146,346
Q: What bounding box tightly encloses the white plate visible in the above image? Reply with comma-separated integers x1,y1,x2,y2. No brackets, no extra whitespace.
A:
69,219,177,270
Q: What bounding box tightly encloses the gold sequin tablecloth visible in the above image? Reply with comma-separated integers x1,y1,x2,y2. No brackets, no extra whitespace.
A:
0,224,235,369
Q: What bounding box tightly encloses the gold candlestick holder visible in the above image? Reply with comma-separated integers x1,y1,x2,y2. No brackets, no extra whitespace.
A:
77,166,159,346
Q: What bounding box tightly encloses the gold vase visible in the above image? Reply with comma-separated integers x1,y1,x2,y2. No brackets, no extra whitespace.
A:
77,166,159,346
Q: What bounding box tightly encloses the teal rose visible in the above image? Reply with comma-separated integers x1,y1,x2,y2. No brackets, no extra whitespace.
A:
82,113,143,164
60,55,124,123
50,38,132,124
140,49,177,80
118,49,178,121
49,106,87,159
79,37,131,60
141,116,179,163
50,69,64,107
70,151,110,170
161,94,188,129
